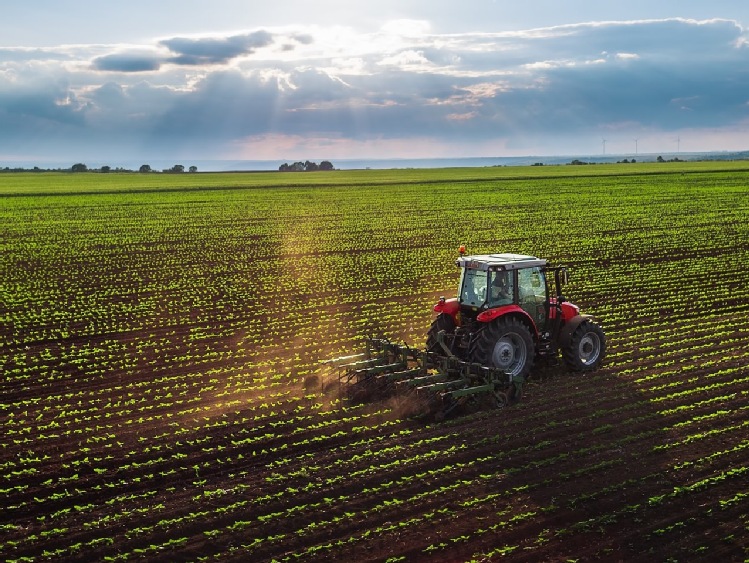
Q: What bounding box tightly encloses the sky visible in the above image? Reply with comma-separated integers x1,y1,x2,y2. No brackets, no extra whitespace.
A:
3,0,749,165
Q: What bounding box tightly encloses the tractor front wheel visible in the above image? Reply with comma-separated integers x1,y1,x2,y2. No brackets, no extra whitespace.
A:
562,320,606,371
470,317,534,377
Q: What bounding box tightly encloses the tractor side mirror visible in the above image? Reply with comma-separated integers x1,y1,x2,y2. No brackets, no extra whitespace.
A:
560,268,569,285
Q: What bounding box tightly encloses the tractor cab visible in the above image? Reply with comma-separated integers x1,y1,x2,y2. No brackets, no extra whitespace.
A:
456,253,551,330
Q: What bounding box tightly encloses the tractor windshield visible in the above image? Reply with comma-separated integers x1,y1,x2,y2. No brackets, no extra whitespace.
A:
459,268,488,307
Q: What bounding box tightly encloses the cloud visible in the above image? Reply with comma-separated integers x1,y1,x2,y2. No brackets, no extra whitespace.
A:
0,76,87,156
2,17,749,161
160,30,275,65
93,52,163,72
0,47,72,63
291,33,314,45
91,30,277,73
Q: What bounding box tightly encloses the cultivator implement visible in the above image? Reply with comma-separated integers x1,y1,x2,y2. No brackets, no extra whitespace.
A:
326,338,525,420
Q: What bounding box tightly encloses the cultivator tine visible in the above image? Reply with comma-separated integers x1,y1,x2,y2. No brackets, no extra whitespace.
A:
341,357,386,370
398,372,449,389
324,352,370,384
324,352,367,364
383,368,425,383
331,336,527,418
336,358,384,383
356,361,407,378
332,338,420,401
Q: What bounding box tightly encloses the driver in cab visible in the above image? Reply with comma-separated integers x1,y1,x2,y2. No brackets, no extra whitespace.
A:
490,271,513,306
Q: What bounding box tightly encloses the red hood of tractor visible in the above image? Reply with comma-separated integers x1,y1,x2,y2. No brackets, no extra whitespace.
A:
435,296,580,324
550,298,580,321
434,297,460,316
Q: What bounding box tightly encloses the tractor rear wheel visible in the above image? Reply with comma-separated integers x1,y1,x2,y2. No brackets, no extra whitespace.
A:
426,313,455,355
470,317,534,377
562,320,606,371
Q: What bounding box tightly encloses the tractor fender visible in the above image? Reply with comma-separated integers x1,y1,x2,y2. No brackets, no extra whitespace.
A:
549,299,580,321
476,305,539,340
559,314,595,349
433,297,460,318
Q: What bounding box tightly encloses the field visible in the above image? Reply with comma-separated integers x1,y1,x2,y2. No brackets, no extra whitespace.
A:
1,163,748,562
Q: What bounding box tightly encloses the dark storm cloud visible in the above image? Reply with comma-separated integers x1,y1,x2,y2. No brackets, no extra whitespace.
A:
91,30,276,73
93,53,163,72
160,30,274,65
0,80,86,152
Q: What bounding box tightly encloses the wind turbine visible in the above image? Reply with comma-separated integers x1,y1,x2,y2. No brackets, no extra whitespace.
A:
602,139,607,155
634,138,639,156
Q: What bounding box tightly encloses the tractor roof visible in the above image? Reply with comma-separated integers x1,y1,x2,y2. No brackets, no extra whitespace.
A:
456,253,547,271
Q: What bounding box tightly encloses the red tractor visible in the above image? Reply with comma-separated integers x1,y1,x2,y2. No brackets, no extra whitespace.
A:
428,249,605,378
331,248,606,417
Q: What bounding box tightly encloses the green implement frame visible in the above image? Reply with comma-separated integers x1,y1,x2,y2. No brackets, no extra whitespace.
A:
328,338,525,420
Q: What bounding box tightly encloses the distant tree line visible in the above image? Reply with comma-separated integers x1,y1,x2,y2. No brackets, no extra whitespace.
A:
1,161,338,173
567,158,639,165
279,160,334,172
67,163,199,173
0,163,201,173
